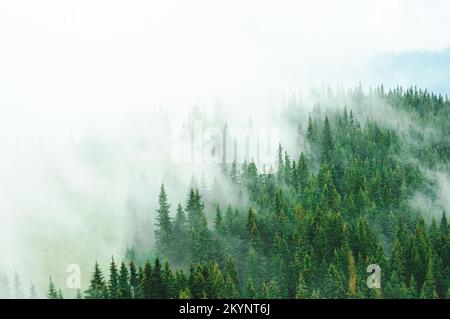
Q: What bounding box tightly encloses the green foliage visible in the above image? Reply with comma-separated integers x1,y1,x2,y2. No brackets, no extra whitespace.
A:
76,87,449,299
85,262,108,299
47,277,58,299
155,184,173,256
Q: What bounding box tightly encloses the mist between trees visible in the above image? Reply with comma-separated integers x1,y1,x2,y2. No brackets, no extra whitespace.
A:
0,86,449,299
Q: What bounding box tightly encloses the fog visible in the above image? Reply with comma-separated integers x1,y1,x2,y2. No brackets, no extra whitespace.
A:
1,0,450,296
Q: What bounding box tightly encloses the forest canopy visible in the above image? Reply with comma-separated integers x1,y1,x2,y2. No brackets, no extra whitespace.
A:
1,86,448,299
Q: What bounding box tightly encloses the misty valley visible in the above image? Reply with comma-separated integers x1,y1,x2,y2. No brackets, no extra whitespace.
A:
1,86,448,300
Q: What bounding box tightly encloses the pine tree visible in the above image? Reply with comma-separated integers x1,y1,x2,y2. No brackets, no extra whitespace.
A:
215,206,226,236
247,277,258,299
151,258,165,298
246,247,263,289
229,160,239,183
175,269,188,297
142,261,153,299
186,189,203,227
347,251,358,298
277,144,284,183
129,261,139,298
172,204,188,265
297,153,309,193
47,277,58,299
323,264,346,298
85,262,108,299
210,263,225,298
284,151,292,185
179,288,192,299
247,207,260,249
119,262,132,299
155,184,173,255
29,283,38,299
225,256,239,294
108,257,120,299
261,280,281,299
223,274,239,298
420,258,438,299
0,272,10,299
440,212,448,236
310,289,321,299
13,272,24,299
190,213,213,264
321,116,334,164
162,260,176,298
295,273,308,299
188,265,206,299
391,239,407,281
306,114,316,142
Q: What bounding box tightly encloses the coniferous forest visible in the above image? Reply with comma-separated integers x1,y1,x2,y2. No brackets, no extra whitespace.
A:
3,2,450,310
2,87,448,300
42,87,448,300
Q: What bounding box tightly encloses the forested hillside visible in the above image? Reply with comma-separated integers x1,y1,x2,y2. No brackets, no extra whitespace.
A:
10,87,450,299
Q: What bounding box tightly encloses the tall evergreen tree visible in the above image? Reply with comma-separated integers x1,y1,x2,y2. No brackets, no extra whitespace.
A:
108,257,120,299
29,283,38,299
142,261,153,299
321,116,334,164
151,258,165,298
172,204,188,265
13,272,24,299
420,258,438,299
119,262,132,299
85,262,108,299
155,184,173,255
129,261,139,298
47,277,58,299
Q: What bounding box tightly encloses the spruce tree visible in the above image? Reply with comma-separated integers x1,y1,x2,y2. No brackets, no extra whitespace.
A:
162,260,176,298
225,256,239,294
29,283,38,299
306,114,316,142
172,204,188,265
142,261,153,299
85,262,108,299
151,258,165,298
47,277,58,299
420,258,438,299
246,277,258,299
119,262,132,299
321,116,334,164
210,263,225,298
179,288,192,299
155,184,173,255
261,280,281,299
297,153,309,193
129,261,138,298
215,206,226,236
13,272,24,299
0,272,10,299
295,273,308,299
108,257,120,299
190,213,213,264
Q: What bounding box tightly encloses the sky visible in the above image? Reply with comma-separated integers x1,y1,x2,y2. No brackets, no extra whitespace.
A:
1,0,450,141
1,0,450,293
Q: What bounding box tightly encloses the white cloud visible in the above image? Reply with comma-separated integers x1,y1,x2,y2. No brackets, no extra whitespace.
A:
1,1,450,134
